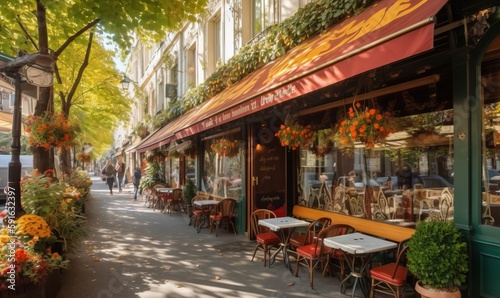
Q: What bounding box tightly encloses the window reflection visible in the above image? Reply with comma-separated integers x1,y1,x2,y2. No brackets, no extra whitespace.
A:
202,135,242,199
299,108,455,225
481,36,500,227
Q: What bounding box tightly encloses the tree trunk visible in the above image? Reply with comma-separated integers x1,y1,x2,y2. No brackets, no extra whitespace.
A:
33,0,52,174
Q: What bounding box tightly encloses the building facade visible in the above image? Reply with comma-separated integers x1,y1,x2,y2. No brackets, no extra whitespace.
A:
120,1,500,296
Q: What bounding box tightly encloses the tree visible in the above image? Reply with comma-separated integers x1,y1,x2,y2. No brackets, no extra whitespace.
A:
0,0,207,172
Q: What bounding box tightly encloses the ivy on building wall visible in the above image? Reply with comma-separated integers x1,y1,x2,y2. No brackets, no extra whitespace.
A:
159,0,375,126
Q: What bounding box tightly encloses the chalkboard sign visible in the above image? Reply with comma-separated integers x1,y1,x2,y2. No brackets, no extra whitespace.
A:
253,135,286,216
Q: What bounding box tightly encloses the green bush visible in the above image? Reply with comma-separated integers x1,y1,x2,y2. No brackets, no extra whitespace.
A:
183,179,197,206
407,221,468,290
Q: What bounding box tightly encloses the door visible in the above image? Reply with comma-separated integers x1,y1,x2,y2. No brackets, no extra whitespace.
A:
249,123,287,218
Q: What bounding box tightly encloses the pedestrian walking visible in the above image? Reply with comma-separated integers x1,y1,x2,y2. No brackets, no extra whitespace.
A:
133,167,142,201
101,160,116,195
115,159,126,192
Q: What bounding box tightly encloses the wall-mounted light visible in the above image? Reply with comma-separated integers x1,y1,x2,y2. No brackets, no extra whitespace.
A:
120,75,131,90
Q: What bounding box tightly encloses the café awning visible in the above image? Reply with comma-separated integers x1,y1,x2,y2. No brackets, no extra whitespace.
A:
133,0,448,151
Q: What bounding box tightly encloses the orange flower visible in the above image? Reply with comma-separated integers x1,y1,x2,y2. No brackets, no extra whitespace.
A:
15,249,29,263
334,105,393,148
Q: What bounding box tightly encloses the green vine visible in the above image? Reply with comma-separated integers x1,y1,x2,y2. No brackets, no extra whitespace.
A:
163,0,375,122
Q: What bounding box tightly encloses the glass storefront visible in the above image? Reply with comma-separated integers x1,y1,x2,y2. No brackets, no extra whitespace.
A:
481,34,500,228
202,134,243,199
298,82,455,224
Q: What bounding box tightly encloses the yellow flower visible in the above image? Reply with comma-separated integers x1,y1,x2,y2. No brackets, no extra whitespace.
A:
16,214,51,238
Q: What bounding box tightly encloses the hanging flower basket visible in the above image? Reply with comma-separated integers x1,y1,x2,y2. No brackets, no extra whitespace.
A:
309,129,334,156
334,101,395,149
24,112,77,149
211,138,238,157
76,152,92,164
275,122,313,150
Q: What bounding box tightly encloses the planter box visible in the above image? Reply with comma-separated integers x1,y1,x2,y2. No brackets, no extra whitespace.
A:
0,270,62,298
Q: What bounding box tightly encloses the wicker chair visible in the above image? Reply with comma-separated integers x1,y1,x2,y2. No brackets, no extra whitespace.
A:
294,224,355,289
369,245,409,298
289,217,331,250
164,188,183,215
250,209,281,267
209,198,237,236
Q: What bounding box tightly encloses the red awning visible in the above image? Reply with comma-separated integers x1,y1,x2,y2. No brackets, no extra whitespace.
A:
133,0,447,151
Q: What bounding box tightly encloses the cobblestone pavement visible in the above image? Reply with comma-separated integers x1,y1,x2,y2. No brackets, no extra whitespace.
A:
55,176,377,298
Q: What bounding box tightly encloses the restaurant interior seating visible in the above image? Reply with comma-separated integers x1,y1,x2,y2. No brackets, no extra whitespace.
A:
426,187,454,222
294,224,356,289
209,198,237,236
369,245,409,298
250,209,281,267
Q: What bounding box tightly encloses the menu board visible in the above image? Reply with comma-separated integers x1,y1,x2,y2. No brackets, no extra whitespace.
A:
254,137,286,215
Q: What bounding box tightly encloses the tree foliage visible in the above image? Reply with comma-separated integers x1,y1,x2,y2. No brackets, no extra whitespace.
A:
0,0,207,167
0,0,207,55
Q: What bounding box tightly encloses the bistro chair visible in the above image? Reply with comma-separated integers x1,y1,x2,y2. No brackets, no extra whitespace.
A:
152,184,167,211
289,217,331,250
250,209,281,267
294,224,355,289
324,224,356,283
369,245,409,298
209,198,237,236
164,188,183,215
189,195,213,228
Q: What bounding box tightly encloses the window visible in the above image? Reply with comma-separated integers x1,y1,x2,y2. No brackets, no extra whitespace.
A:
202,134,242,199
252,0,277,38
298,77,454,225
187,45,196,87
481,35,500,228
207,14,222,75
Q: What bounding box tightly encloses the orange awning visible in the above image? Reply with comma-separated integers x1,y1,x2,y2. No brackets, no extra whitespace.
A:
133,0,447,152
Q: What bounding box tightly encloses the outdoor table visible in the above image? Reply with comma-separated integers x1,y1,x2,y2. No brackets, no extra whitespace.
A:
323,232,397,298
193,200,219,233
258,216,310,272
154,188,173,211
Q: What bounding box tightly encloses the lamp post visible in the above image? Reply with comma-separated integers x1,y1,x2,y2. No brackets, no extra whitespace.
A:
0,52,55,219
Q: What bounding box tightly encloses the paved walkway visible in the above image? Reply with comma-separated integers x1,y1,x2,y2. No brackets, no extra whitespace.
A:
55,176,362,298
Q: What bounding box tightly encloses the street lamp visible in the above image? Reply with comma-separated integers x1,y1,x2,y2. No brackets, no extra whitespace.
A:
120,75,131,90
0,52,55,219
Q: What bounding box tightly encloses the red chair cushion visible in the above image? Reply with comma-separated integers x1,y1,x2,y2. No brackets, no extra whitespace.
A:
256,232,281,245
296,244,322,258
370,263,408,285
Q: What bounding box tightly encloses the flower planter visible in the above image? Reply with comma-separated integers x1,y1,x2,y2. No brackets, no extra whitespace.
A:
415,280,461,298
0,270,63,298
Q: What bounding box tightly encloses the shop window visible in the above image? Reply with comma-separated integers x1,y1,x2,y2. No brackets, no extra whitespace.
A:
202,135,242,199
481,35,500,228
299,84,454,225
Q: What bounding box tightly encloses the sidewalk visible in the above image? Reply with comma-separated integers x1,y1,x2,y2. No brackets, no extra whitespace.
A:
55,177,358,298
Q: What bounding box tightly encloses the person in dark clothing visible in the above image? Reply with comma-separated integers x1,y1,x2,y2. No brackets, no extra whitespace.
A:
116,160,126,192
102,160,116,195
133,167,142,201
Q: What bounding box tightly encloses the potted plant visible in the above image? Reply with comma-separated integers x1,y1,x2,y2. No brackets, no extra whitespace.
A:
406,221,468,298
183,179,197,217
